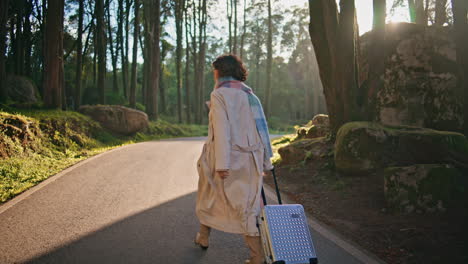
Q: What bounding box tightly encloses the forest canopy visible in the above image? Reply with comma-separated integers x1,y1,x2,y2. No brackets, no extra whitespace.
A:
0,0,465,131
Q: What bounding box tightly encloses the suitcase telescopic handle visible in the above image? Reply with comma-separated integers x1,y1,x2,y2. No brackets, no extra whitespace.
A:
261,168,283,205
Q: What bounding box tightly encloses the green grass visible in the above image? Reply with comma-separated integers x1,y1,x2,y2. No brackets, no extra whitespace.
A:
0,109,207,203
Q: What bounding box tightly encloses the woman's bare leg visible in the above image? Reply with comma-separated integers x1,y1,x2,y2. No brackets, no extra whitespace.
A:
194,224,211,249
243,235,265,264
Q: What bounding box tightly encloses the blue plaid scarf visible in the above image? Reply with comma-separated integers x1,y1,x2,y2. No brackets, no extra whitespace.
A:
216,76,273,158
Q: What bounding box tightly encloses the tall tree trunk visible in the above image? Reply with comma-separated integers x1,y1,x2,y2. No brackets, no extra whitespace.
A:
312,78,320,115
197,0,207,123
373,0,386,30
130,0,139,108
106,0,119,94
408,0,416,22
175,0,185,122
435,0,448,26
191,0,199,122
200,3,207,122
233,0,238,55
119,0,129,99
0,0,9,102
143,13,151,111
93,22,97,86
184,3,191,123
141,36,146,105
254,21,261,94
367,0,386,120
338,1,361,123
451,0,468,135
75,0,84,109
308,0,361,134
60,15,65,110
14,1,24,75
309,0,339,132
123,0,131,98
96,0,106,104
117,0,125,96
23,1,33,77
415,0,427,24
147,0,160,120
227,0,232,53
38,0,46,96
159,45,166,114
240,0,246,60
43,0,64,109
265,0,272,118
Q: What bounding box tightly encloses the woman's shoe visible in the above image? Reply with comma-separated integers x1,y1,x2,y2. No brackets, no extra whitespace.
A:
194,232,209,249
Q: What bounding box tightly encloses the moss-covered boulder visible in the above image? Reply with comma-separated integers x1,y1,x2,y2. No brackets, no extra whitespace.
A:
384,164,465,213
6,75,40,103
278,137,330,165
311,114,329,127
295,114,330,140
360,23,463,132
335,122,468,174
79,105,149,135
305,125,329,139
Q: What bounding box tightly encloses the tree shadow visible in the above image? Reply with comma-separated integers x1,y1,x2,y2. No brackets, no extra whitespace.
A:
26,193,248,264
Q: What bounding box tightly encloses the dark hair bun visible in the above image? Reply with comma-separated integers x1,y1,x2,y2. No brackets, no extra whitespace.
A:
212,54,248,81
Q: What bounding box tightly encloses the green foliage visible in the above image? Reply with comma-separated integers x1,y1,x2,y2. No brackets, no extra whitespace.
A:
268,116,297,134
0,109,207,203
105,91,128,105
124,102,146,112
271,134,296,165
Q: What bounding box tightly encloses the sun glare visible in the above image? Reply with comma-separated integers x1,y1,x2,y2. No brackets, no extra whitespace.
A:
355,0,410,34
275,0,411,35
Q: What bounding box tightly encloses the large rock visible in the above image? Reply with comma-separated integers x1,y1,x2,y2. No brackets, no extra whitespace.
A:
7,75,40,103
305,124,329,139
79,105,149,135
335,122,468,174
311,114,329,127
295,114,330,140
278,137,331,165
295,125,329,140
360,23,463,132
384,164,464,213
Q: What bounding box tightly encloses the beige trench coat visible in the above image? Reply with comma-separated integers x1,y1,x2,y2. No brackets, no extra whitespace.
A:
196,87,273,236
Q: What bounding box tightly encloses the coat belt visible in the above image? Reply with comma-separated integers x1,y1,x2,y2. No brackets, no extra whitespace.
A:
231,143,262,152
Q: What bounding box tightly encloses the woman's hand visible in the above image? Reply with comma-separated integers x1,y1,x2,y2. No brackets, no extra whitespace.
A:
217,170,230,179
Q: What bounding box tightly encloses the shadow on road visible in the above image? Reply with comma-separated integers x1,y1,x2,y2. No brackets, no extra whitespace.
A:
26,192,248,264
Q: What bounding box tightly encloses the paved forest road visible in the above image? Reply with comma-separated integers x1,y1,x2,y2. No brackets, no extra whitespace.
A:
0,138,378,264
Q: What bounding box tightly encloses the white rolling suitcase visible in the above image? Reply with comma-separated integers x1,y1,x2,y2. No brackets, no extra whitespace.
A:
258,169,318,264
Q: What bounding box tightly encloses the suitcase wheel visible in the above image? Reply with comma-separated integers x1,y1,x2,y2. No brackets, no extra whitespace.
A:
309,257,318,264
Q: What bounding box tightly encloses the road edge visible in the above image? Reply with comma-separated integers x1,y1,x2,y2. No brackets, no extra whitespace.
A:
0,143,141,215
0,137,209,215
263,185,387,264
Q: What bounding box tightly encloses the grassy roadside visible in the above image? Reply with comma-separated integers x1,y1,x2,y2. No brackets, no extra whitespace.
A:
0,109,207,203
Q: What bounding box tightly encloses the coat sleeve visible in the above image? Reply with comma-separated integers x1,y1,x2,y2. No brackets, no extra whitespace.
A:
211,91,231,171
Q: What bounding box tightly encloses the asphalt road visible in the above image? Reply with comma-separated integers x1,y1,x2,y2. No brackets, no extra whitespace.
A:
0,138,382,264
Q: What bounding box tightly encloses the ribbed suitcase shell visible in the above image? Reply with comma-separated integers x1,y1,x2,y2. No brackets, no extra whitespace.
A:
258,204,318,264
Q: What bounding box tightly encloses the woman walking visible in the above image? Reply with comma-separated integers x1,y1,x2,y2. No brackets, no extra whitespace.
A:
195,54,273,264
